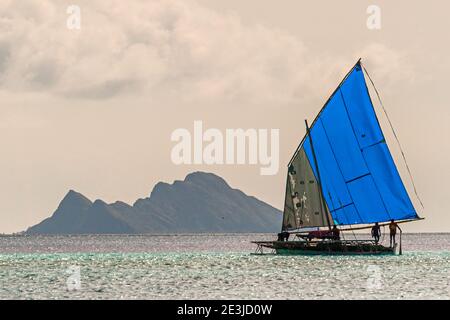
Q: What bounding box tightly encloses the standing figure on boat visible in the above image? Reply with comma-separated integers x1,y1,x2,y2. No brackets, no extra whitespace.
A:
371,222,381,244
277,231,290,242
332,225,340,240
389,220,401,248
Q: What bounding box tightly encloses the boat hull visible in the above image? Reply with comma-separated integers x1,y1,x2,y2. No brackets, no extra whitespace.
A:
253,240,397,256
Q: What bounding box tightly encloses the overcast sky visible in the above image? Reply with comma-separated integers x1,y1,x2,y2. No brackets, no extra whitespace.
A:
1,0,449,233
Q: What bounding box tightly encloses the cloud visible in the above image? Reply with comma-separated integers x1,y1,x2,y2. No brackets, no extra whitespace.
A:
0,0,412,103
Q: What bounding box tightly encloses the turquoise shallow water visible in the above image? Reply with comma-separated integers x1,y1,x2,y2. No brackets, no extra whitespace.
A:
0,234,449,299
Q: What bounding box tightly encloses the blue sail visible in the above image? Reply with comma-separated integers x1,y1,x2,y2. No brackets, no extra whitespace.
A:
291,61,418,226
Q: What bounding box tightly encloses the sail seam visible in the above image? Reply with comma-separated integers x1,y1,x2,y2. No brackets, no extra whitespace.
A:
345,172,371,184
361,139,386,150
329,202,354,213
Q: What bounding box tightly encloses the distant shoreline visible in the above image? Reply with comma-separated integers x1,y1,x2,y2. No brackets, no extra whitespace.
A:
2,232,450,237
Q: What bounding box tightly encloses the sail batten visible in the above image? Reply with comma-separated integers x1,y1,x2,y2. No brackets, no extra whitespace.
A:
282,60,418,228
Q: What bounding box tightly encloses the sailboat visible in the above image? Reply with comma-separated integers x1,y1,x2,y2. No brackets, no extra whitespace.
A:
253,59,423,255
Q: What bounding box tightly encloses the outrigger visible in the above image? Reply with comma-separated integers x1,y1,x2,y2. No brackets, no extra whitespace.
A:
253,59,423,255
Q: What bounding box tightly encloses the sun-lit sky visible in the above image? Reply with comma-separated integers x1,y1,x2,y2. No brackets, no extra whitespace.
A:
1,0,449,233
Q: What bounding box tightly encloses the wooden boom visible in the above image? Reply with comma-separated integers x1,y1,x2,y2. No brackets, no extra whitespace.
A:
289,217,424,234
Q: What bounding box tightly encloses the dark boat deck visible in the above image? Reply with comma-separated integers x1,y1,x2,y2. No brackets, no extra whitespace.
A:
252,240,396,255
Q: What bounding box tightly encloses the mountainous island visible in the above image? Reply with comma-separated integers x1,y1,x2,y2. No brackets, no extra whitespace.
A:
26,172,282,234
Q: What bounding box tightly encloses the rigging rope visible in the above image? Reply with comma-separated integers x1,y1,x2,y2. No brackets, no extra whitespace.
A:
361,63,424,210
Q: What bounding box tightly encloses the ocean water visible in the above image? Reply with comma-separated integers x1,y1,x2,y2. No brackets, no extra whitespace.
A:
0,233,449,300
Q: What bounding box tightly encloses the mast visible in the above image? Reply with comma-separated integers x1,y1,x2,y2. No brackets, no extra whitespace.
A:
305,119,332,231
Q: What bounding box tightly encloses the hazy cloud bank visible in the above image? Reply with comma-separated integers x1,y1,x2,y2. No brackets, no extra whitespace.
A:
0,0,411,103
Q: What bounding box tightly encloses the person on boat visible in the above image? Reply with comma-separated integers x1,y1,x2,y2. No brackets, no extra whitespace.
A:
371,222,381,244
331,225,340,240
389,220,401,248
277,232,283,241
277,231,290,241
